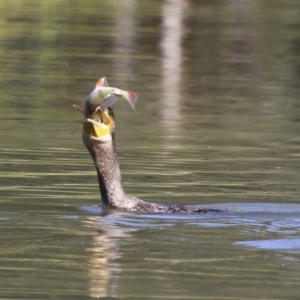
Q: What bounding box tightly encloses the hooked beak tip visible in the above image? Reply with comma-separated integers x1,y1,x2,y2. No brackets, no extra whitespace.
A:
73,104,84,114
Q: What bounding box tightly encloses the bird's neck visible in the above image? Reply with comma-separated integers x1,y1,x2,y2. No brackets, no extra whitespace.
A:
82,132,132,209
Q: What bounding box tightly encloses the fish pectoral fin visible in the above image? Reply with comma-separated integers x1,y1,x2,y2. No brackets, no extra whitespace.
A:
100,94,118,110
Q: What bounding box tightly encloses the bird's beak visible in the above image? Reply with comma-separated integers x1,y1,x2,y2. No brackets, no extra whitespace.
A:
82,108,113,138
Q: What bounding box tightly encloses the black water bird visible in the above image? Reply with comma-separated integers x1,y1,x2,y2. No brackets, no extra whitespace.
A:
74,77,220,213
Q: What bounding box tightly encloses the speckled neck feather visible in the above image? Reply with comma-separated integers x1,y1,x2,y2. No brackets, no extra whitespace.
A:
82,131,219,213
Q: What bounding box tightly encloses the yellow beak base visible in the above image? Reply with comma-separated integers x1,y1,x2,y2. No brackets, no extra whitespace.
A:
82,109,113,138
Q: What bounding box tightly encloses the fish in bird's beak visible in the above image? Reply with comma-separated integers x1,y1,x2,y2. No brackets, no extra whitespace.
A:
74,77,137,138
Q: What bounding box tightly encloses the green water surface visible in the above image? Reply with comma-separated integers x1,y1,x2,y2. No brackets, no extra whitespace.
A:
1,0,300,299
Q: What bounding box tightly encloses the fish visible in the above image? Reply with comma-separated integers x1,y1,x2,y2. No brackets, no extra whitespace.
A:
84,77,137,117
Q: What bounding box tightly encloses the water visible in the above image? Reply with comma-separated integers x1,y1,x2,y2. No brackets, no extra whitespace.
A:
1,0,300,299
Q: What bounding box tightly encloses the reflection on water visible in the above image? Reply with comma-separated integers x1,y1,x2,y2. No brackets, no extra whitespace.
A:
113,0,137,83
160,0,187,133
237,239,300,250
82,203,300,298
1,0,300,299
83,217,122,298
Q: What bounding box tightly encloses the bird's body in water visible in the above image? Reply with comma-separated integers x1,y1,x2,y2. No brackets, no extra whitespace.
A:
75,77,220,214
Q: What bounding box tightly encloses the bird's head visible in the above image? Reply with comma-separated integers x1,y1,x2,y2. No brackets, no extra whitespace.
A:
82,106,116,140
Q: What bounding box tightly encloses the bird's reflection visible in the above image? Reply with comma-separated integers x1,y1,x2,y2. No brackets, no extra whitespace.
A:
81,202,300,298
82,214,136,298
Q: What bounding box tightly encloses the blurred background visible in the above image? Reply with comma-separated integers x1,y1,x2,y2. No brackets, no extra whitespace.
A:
1,0,300,299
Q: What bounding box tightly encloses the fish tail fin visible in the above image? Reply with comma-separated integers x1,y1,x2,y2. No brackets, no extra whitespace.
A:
123,91,138,112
